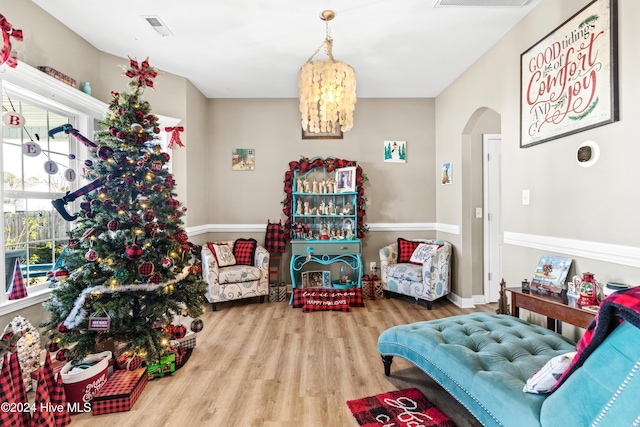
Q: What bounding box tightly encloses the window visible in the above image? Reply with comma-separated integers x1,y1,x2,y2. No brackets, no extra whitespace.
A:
3,95,79,292
0,63,180,312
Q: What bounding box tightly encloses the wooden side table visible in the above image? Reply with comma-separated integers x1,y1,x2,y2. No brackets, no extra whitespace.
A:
507,287,596,333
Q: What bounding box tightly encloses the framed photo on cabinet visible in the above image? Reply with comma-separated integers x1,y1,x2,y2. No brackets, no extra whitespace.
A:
335,167,356,193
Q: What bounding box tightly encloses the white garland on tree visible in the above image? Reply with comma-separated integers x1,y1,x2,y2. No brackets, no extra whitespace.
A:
63,257,196,329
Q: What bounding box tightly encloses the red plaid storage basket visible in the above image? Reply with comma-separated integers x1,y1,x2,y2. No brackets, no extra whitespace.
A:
92,367,148,415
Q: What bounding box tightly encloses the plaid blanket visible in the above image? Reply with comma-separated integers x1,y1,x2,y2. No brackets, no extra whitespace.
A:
551,286,640,392
264,221,286,253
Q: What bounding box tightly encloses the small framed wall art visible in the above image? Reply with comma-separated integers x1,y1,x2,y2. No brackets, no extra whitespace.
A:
441,162,452,185
232,148,255,171
384,140,406,163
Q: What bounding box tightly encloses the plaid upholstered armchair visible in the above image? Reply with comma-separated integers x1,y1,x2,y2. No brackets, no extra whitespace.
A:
201,239,270,310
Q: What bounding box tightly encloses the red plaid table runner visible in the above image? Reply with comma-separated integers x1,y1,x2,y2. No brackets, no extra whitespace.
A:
92,368,147,415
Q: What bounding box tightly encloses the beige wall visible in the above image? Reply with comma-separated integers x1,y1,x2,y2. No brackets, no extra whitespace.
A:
198,98,436,272
436,0,640,307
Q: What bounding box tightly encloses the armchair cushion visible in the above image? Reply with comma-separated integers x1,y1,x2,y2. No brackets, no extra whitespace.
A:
397,238,421,263
233,238,257,266
387,264,423,282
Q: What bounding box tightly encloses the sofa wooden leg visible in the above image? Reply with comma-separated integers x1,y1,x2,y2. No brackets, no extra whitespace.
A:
382,355,394,376
211,303,217,311
259,295,265,304
426,300,432,310
384,290,390,299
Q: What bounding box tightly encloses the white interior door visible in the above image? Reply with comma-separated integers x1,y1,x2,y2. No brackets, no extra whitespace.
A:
483,134,502,302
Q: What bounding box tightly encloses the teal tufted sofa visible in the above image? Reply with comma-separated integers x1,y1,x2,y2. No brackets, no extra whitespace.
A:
378,312,640,426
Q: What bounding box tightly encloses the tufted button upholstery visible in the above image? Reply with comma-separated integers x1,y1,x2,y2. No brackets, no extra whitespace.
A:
378,312,576,426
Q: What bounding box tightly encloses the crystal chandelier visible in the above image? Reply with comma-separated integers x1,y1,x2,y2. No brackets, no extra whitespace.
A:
299,10,356,134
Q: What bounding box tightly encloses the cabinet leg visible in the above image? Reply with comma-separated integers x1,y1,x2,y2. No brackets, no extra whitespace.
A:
382,355,394,376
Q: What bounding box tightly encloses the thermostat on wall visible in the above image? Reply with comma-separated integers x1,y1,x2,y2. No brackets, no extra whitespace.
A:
576,140,599,167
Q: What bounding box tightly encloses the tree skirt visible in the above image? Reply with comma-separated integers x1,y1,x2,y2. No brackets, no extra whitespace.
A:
346,387,456,427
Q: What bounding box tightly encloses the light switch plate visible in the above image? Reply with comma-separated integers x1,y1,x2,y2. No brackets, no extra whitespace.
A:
522,189,530,205
475,207,482,218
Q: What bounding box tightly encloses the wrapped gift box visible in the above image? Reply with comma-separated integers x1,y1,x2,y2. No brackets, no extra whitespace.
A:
92,367,148,415
362,279,383,300
170,331,196,349
146,353,175,379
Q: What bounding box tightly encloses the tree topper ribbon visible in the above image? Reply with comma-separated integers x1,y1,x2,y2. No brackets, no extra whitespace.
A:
124,56,159,89
0,14,23,68
165,126,185,148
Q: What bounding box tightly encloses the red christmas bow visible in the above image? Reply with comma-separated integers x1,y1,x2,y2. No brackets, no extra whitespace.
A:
124,56,159,89
165,126,185,148
0,14,22,68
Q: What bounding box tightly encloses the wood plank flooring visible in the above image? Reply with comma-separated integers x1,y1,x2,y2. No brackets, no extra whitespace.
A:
65,296,497,426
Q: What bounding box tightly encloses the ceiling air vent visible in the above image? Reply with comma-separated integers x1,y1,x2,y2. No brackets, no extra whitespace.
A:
434,0,529,7
142,16,174,37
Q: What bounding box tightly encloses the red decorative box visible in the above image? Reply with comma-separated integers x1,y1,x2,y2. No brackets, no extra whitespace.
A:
92,367,148,415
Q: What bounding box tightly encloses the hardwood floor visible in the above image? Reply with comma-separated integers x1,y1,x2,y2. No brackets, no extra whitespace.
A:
66,296,497,426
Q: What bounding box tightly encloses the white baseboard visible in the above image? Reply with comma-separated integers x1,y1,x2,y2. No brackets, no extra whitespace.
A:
447,292,476,309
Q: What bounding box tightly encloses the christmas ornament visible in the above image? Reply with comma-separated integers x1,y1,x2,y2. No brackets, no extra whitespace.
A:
161,152,170,162
139,261,154,277
108,220,119,231
190,319,204,333
124,56,159,89
172,324,187,340
114,269,129,281
58,323,70,333
47,340,59,352
85,249,98,262
190,264,201,275
55,349,69,362
150,160,162,172
161,258,172,269
167,198,179,210
175,231,188,244
131,123,143,133
84,159,93,167
130,215,140,224
97,146,113,160
125,244,143,260
85,210,96,219
81,227,96,240
143,210,155,222
149,273,162,284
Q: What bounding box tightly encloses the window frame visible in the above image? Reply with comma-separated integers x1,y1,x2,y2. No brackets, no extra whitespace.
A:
0,63,179,315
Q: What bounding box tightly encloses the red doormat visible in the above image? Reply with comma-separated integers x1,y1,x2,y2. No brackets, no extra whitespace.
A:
346,387,456,427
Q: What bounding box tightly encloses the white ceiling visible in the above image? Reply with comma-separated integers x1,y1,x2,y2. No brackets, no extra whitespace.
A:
32,0,541,99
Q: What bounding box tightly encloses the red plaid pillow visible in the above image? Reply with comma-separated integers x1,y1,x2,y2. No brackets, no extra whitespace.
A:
292,288,364,308
397,238,421,263
233,238,257,266
302,296,351,312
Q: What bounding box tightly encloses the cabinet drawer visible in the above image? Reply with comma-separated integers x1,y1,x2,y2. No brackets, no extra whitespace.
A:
291,241,360,255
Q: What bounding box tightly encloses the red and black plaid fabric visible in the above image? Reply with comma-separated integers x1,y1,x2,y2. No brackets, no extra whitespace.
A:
233,238,257,266
551,286,640,393
346,387,455,427
292,288,364,308
303,298,350,312
397,238,421,263
51,373,71,427
8,258,28,300
41,351,56,396
264,221,286,253
92,368,148,416
32,369,55,426
0,354,21,427
10,352,30,427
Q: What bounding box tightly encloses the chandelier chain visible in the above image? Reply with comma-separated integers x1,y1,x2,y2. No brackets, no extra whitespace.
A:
305,20,335,63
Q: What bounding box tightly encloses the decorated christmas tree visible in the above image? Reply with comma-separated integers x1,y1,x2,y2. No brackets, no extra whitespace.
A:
41,58,206,364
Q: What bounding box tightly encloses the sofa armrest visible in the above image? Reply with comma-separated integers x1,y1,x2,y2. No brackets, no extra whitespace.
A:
421,242,452,291
255,246,270,284
201,246,221,303
379,243,398,284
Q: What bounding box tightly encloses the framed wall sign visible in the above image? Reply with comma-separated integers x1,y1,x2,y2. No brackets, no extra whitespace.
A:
520,0,618,148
